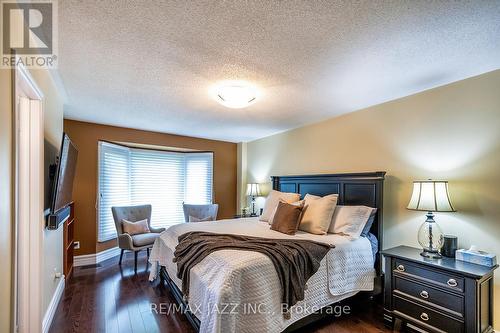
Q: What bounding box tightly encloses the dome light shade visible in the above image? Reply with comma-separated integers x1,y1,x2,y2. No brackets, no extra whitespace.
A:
213,81,258,109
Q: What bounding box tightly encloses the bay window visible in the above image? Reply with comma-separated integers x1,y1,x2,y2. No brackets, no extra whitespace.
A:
98,141,213,242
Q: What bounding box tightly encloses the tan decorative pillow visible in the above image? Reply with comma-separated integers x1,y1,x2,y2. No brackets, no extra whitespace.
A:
268,199,305,224
122,219,150,235
189,215,213,222
270,201,305,235
298,193,338,235
328,205,375,239
260,190,301,223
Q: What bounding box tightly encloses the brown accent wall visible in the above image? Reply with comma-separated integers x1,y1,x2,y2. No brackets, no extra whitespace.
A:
64,120,237,255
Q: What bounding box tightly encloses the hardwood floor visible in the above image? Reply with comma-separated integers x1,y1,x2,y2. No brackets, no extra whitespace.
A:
50,251,393,333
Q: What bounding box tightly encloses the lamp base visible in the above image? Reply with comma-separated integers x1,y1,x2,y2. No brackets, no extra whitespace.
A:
250,196,257,216
420,249,442,259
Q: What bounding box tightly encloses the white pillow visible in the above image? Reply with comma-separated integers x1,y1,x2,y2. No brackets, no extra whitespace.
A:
298,193,338,235
260,190,301,223
328,205,375,239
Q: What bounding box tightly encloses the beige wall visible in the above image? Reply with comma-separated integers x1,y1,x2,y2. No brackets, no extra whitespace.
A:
28,69,65,317
245,69,500,327
0,69,13,333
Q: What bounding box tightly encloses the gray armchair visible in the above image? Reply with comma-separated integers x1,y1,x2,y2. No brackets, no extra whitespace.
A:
111,204,165,272
183,203,219,222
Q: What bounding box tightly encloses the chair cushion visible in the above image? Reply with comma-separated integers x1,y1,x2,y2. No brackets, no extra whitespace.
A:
132,233,160,247
112,205,152,234
183,204,219,222
189,215,213,222
122,219,150,235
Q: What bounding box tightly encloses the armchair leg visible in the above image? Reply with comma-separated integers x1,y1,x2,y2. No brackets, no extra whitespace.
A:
119,249,124,265
134,251,138,273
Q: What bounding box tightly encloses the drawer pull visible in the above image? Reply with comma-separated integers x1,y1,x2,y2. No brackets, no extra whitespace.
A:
420,312,430,321
447,278,458,287
396,264,405,272
420,290,429,299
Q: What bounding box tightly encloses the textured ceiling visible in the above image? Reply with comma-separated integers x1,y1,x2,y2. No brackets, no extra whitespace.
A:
59,0,500,142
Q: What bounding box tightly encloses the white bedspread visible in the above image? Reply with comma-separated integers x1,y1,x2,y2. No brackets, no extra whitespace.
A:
149,217,374,333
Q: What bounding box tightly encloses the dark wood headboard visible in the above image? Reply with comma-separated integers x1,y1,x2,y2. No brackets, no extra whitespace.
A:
271,171,386,274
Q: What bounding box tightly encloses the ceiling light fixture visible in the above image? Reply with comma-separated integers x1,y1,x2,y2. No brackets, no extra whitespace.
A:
212,81,259,109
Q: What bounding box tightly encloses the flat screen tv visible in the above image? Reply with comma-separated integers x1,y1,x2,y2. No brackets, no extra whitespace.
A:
46,133,78,229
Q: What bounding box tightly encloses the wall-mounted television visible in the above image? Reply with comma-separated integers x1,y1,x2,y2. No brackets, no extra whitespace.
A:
46,133,78,229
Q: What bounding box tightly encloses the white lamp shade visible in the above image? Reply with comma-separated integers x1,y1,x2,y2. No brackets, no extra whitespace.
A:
407,180,455,212
246,183,262,196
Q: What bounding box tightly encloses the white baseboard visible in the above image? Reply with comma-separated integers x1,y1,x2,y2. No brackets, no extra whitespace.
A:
74,246,121,267
42,276,65,333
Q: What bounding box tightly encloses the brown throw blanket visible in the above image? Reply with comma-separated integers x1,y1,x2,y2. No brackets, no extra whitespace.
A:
173,232,333,311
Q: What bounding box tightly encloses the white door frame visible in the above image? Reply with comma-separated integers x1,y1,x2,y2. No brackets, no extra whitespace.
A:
13,63,44,333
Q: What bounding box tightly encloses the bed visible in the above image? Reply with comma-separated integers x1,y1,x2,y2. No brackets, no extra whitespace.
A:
149,172,386,332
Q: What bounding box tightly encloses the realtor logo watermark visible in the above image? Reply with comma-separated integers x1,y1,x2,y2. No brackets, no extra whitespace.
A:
151,302,351,317
1,0,58,68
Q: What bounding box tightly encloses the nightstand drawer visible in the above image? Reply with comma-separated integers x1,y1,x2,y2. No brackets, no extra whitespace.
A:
393,295,463,333
394,276,463,316
394,259,464,293
383,246,497,333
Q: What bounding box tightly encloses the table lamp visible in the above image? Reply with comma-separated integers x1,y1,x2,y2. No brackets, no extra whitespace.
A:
246,183,262,216
407,180,455,259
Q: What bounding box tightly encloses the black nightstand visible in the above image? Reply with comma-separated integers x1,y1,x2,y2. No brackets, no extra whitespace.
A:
382,246,497,333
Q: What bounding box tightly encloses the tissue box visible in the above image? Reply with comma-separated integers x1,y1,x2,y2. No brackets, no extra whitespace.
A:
456,249,497,267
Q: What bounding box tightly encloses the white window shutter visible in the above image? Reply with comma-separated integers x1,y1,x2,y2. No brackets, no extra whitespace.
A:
185,152,213,205
98,142,130,242
129,149,185,229
97,143,214,240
